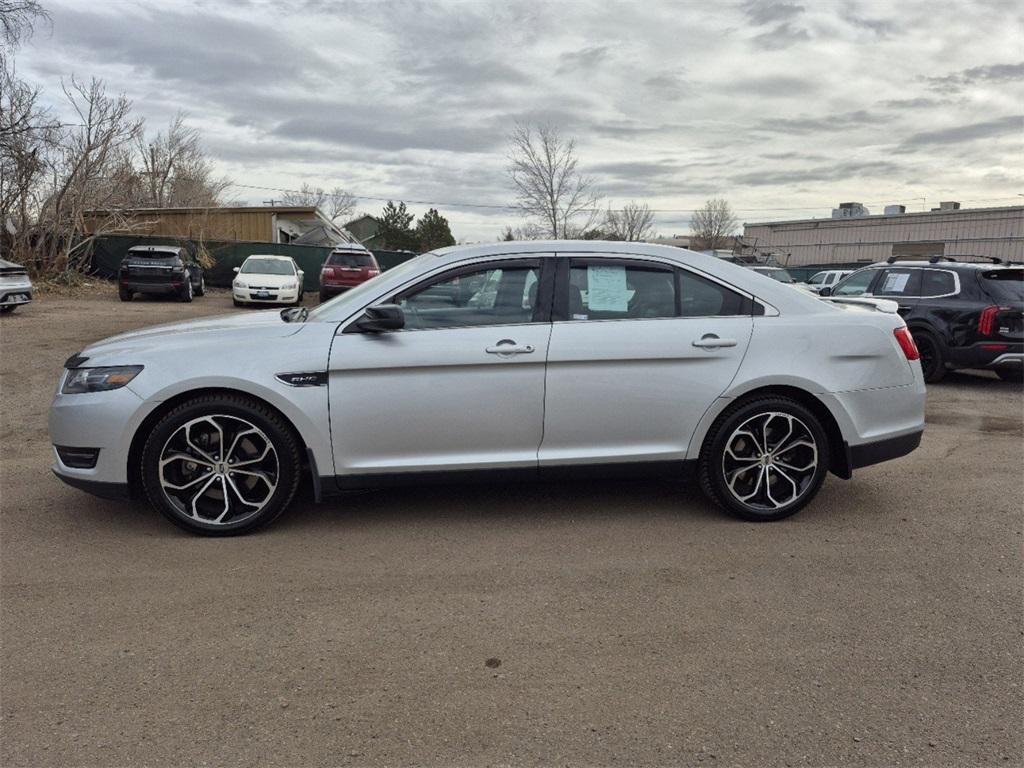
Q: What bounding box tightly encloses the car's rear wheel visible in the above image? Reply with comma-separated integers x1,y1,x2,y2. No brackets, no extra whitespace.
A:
195,275,206,296
914,331,946,383
699,396,829,522
118,287,133,302
996,367,1023,384
179,279,194,303
140,394,302,535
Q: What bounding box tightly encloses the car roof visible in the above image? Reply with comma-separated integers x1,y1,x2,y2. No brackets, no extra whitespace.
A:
867,259,1020,270
127,245,183,253
244,254,294,260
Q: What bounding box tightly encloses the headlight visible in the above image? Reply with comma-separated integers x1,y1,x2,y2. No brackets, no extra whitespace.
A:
282,281,297,290
233,280,246,289
62,366,143,394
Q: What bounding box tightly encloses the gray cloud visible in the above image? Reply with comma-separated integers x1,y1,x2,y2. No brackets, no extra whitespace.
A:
754,110,881,135
752,22,811,50
556,46,611,74
902,115,1023,147
731,160,906,186
741,0,805,25
923,61,1024,89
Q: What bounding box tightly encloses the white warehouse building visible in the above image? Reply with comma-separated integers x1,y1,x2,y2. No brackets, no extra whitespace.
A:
743,203,1024,267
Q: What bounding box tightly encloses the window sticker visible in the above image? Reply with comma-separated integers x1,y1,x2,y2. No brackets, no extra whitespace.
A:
587,265,629,311
882,272,910,293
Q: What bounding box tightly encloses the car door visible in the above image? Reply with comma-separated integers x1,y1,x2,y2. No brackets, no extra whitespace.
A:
326,257,554,479
539,255,754,467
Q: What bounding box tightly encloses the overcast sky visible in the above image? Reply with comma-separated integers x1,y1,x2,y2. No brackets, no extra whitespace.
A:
16,0,1024,241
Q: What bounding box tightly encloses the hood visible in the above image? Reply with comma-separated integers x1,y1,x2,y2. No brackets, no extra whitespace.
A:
79,311,305,364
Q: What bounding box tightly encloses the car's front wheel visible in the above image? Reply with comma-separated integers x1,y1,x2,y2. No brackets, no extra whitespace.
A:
140,394,302,535
699,396,829,522
195,275,206,296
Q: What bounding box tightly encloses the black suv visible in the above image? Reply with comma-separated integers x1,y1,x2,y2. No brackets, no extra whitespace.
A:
823,257,1023,383
118,245,206,302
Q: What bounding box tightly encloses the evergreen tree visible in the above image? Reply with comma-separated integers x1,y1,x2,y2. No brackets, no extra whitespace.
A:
415,208,456,252
377,200,417,251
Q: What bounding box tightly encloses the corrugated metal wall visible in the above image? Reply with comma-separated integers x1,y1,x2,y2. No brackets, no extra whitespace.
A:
744,206,1024,266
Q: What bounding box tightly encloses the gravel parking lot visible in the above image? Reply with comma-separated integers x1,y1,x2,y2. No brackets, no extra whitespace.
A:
2,288,1022,767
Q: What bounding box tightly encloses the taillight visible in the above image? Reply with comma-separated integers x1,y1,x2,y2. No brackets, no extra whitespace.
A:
366,268,380,277
321,266,335,277
978,305,999,336
894,327,919,361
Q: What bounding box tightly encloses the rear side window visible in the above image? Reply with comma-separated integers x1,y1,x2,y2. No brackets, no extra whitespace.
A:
679,270,748,316
874,268,922,297
569,263,676,319
919,270,957,297
982,269,1024,301
328,252,375,268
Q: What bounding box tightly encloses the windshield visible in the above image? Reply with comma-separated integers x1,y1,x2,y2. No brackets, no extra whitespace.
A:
982,269,1024,302
307,253,430,321
240,258,294,275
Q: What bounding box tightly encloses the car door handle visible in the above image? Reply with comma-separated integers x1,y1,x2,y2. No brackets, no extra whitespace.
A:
486,339,535,356
692,335,737,349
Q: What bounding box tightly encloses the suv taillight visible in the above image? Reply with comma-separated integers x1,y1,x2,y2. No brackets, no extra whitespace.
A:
366,268,380,277
977,305,1000,336
894,327,920,361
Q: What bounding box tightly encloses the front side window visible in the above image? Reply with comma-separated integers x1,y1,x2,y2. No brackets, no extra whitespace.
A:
874,268,922,297
834,269,878,296
396,263,540,330
808,273,826,285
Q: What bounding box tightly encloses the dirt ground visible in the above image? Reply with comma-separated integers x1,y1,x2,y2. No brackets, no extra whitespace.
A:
1,287,1022,767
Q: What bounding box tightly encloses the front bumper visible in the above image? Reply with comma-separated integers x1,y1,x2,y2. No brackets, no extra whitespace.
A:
234,288,300,303
49,383,145,488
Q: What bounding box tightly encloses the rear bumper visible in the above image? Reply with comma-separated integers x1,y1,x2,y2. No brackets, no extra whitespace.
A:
848,429,923,470
0,287,33,306
320,284,359,296
121,281,182,294
948,342,1024,370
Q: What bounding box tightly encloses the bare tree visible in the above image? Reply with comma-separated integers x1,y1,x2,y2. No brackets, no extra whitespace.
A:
35,77,143,273
690,198,738,250
282,182,356,221
507,122,599,238
0,0,48,49
605,201,656,241
132,113,229,208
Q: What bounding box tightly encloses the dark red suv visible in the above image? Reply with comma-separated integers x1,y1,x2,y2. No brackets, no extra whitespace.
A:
319,248,381,302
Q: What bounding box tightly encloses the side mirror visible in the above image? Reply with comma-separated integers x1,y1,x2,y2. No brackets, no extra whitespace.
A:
233,266,240,273
355,304,404,333
818,286,833,297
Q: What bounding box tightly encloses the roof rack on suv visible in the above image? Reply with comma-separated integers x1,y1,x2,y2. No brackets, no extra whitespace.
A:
942,253,1007,265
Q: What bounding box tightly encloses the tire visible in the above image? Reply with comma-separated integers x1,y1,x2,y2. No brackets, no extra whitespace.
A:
118,287,133,302
140,394,302,536
195,275,206,296
698,396,830,522
996,368,1024,384
233,298,244,308
319,290,329,303
180,279,194,303
0,305,14,314
914,331,946,383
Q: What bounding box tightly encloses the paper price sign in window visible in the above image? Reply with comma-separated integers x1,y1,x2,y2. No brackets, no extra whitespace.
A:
881,272,910,293
587,265,628,311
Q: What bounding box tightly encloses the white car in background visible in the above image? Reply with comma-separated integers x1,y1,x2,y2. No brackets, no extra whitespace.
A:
49,241,926,535
806,269,854,294
232,255,305,307
0,258,34,313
